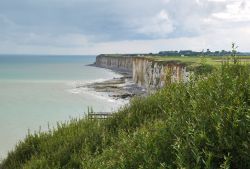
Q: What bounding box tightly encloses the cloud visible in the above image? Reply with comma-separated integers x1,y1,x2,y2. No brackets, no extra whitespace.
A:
0,0,249,54
131,10,174,38
211,0,250,22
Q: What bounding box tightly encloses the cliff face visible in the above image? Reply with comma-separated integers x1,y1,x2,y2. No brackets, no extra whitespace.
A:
95,55,133,73
95,55,189,90
133,57,189,90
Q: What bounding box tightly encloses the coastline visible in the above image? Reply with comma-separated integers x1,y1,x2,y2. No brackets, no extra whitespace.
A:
84,64,146,101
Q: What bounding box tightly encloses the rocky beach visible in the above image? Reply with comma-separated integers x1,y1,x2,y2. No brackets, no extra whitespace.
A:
79,65,146,100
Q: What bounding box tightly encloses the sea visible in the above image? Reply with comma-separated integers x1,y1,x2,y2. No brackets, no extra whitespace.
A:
0,54,125,160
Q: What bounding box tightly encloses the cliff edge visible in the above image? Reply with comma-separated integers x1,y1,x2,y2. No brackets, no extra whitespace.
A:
95,54,190,91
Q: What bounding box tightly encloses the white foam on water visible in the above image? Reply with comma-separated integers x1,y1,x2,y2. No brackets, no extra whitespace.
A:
67,82,123,104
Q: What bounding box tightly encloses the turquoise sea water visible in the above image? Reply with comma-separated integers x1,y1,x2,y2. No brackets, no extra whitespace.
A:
0,55,124,159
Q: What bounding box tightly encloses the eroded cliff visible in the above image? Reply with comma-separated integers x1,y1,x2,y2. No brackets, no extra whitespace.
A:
133,57,189,90
95,55,189,91
95,54,133,73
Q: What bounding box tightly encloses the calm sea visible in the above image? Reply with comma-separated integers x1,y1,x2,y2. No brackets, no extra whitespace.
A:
0,55,124,159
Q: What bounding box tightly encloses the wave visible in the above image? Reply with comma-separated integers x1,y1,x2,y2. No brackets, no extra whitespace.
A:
65,78,112,88
66,78,128,106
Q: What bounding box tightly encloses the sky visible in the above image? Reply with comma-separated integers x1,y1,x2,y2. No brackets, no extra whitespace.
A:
0,0,250,55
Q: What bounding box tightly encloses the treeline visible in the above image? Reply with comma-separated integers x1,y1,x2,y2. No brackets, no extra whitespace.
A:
158,50,249,57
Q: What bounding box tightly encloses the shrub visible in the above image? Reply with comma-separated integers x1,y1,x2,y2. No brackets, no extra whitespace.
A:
1,63,249,169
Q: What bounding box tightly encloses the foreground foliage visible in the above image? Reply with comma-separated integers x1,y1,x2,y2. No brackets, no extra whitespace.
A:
1,63,250,169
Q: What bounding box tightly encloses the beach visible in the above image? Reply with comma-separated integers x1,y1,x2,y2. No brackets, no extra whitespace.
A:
82,65,146,100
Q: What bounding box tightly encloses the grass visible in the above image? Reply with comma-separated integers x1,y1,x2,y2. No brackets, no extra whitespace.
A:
1,62,250,169
149,55,250,66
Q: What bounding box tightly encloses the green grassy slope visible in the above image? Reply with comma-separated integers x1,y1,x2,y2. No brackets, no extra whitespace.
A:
1,63,250,169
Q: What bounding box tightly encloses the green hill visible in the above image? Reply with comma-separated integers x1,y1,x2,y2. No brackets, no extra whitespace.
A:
1,62,250,169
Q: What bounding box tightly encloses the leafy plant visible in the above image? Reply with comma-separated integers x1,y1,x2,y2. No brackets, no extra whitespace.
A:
1,62,250,169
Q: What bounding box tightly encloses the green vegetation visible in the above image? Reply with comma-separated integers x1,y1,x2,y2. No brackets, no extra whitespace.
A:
150,55,250,66
1,62,250,169
151,54,250,75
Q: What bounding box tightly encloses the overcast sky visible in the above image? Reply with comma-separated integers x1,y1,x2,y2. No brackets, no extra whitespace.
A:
0,0,250,54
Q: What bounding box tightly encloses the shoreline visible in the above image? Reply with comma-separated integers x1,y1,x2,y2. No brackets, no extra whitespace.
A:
85,64,146,100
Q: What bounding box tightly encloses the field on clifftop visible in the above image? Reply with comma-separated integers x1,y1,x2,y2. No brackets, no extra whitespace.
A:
1,61,250,169
151,55,250,65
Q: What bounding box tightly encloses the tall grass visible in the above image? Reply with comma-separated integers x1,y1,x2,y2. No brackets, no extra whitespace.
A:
1,63,249,169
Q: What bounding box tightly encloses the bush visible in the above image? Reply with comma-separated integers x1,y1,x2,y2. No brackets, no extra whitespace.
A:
1,63,250,169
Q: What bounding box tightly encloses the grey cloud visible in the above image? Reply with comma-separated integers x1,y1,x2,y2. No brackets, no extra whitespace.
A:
0,0,249,54
0,0,229,40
